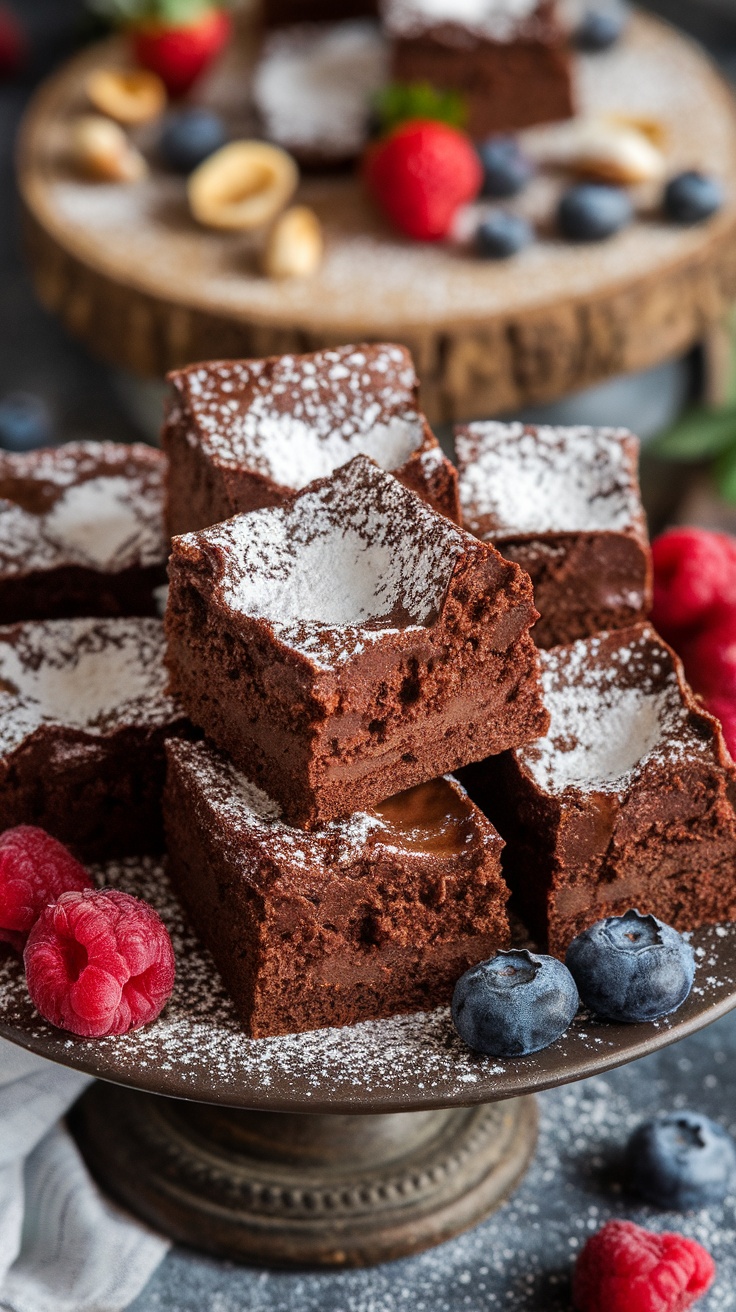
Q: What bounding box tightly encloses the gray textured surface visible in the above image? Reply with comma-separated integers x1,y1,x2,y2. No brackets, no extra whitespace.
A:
4,3,736,1307
127,1013,736,1312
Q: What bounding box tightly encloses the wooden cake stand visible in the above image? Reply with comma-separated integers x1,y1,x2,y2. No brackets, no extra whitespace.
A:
16,13,736,424
1,857,735,1269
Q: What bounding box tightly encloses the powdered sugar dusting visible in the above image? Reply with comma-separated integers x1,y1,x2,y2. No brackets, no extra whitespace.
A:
0,441,166,576
383,0,541,41
521,626,703,795
456,423,642,538
253,20,388,161
0,856,733,1116
0,617,179,753
171,344,429,493
182,456,468,666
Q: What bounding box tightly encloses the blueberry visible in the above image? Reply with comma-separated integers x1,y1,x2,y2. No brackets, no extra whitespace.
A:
476,212,534,259
558,183,633,241
664,171,724,225
0,392,52,452
477,136,534,198
159,109,228,174
627,1111,736,1210
451,948,579,1056
574,5,628,51
565,910,695,1023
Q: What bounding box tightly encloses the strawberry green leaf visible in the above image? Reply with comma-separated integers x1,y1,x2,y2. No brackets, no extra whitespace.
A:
88,0,223,25
372,82,468,136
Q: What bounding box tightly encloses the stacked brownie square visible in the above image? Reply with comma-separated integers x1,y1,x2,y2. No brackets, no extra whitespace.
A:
0,440,189,861
457,421,736,957
162,343,551,1035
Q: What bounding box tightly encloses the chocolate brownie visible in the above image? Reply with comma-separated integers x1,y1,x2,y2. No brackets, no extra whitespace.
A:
163,344,459,536
164,737,510,1036
455,423,652,649
0,441,168,624
382,0,574,138
463,624,736,957
252,21,387,167
0,617,190,861
165,455,549,829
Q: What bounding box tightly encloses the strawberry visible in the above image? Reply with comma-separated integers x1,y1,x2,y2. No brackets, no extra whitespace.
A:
364,119,482,242
93,1,232,98
133,8,231,97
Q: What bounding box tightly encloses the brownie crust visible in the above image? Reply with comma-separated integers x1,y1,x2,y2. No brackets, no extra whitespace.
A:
164,738,510,1037
165,456,549,828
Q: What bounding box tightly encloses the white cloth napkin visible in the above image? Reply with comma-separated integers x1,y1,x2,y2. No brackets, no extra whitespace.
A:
0,1038,169,1312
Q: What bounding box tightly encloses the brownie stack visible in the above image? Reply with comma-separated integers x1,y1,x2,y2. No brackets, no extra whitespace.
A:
162,343,551,1036
0,441,189,861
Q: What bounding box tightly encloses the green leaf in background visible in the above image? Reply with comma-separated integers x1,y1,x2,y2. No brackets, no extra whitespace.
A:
87,0,220,26
651,405,736,461
715,442,736,503
372,82,468,136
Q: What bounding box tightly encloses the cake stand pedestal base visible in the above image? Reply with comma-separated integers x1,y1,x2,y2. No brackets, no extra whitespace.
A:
69,1084,537,1268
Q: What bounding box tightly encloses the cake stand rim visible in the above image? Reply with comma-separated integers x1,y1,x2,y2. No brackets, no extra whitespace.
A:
2,922,735,1115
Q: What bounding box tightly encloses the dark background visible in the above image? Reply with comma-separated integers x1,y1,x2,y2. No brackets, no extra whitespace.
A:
4,5,736,1310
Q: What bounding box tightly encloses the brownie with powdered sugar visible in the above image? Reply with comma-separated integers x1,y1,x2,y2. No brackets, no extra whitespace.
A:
164,737,510,1036
383,0,574,137
163,343,459,535
165,455,548,828
0,441,168,624
455,422,652,648
0,617,190,860
463,624,736,956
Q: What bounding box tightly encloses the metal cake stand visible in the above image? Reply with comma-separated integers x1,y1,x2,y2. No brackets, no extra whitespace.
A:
0,857,735,1269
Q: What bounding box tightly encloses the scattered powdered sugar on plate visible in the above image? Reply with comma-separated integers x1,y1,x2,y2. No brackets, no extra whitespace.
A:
0,441,166,576
521,626,705,795
455,422,641,538
252,20,388,160
1,856,734,1115
0,617,179,752
171,344,429,493
184,456,470,666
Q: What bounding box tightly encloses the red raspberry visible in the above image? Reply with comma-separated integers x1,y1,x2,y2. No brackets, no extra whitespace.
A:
24,889,176,1037
652,528,736,640
364,119,482,241
573,1220,715,1312
0,826,92,952
682,605,736,697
